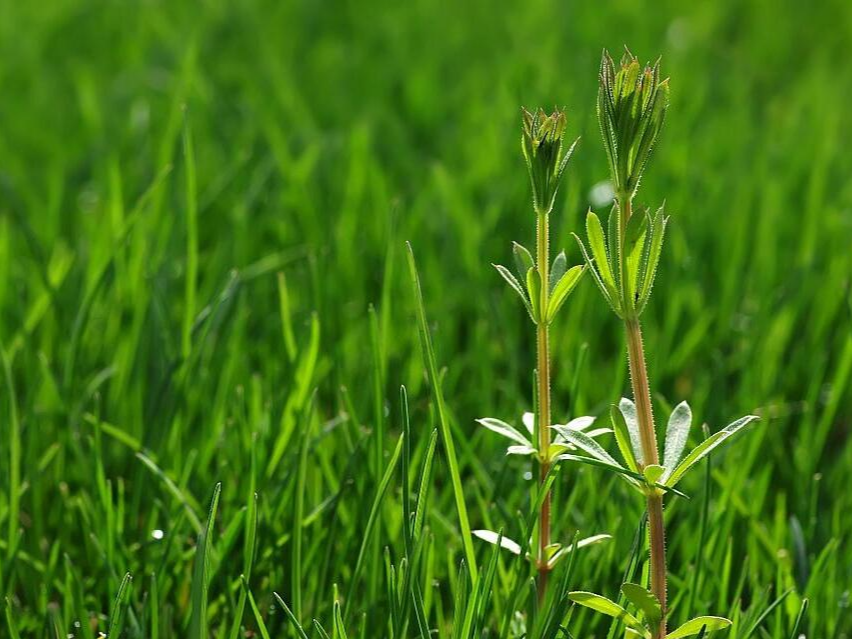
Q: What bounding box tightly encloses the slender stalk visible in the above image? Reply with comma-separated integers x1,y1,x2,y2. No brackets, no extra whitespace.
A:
535,210,552,600
620,195,667,636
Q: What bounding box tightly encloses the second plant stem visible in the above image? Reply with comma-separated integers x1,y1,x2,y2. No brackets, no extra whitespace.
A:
536,210,552,600
620,195,667,636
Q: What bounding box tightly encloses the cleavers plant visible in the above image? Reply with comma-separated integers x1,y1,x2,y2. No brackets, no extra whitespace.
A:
476,108,610,602
562,49,761,639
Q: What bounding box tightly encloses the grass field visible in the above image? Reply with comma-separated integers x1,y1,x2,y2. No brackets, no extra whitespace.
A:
0,0,850,637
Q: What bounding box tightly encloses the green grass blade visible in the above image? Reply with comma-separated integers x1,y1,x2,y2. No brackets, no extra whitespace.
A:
189,483,221,639
406,243,477,584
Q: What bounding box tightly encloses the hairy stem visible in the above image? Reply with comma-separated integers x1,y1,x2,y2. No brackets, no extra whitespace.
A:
620,195,667,635
536,210,551,601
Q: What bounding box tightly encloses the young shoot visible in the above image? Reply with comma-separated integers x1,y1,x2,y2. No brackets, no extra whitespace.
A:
565,49,760,639
477,108,607,601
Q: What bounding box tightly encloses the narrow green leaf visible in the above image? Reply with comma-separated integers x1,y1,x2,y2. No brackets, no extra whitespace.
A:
610,404,639,472
475,417,532,447
189,483,221,639
621,583,661,625
413,430,437,541
527,267,541,323
273,592,308,639
637,207,667,311
512,242,535,281
107,573,133,638
4,598,21,639
472,530,522,555
547,265,585,322
494,264,534,321
573,233,621,316
550,250,567,292
551,424,620,468
333,600,349,639
347,434,404,618
663,401,692,479
407,243,478,584
619,398,645,466
567,592,646,634
586,211,618,293
666,415,760,487
666,616,731,638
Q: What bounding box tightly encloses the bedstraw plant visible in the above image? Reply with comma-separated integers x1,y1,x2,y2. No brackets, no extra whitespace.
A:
476,108,610,602
561,49,761,639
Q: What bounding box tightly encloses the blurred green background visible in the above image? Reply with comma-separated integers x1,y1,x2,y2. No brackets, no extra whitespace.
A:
0,0,850,636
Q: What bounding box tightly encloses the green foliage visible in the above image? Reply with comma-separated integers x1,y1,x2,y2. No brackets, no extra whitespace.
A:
0,1,848,638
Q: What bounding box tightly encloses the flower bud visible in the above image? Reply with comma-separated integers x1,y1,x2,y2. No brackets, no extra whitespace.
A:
598,49,670,199
521,108,577,215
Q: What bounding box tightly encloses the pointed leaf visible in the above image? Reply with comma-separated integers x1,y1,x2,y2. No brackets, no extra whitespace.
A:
619,398,645,465
550,251,567,292
527,267,542,323
666,616,732,638
547,265,585,321
494,264,534,321
548,534,612,568
507,445,537,456
666,415,760,487
638,207,667,311
513,242,535,282
551,425,619,467
610,405,639,472
476,418,531,447
663,401,692,479
586,211,617,292
472,530,522,555
620,583,661,625
568,592,646,633
573,233,622,316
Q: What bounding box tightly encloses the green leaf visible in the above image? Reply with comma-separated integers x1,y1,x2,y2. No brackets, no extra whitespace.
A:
586,211,618,294
619,398,645,465
189,483,221,639
407,244,478,583
512,242,535,281
274,593,309,639
663,401,692,479
643,464,665,485
610,405,639,472
625,211,648,303
547,534,612,568
637,206,667,312
666,415,760,487
666,616,732,638
472,529,522,555
625,208,648,254
574,233,621,316
551,425,620,468
108,573,133,639
527,267,542,323
568,592,647,634
494,264,534,321
550,250,567,292
476,417,532,447
547,265,585,321
620,583,662,625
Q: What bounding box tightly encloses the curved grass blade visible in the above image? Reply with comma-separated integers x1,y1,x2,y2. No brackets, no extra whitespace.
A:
407,243,477,583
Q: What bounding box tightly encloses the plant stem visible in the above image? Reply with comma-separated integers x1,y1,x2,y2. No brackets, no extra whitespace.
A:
620,195,667,636
535,210,551,600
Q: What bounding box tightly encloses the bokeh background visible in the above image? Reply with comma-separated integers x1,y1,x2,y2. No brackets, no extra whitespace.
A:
0,0,850,636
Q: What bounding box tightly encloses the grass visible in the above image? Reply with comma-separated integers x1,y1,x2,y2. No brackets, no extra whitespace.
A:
0,0,850,637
